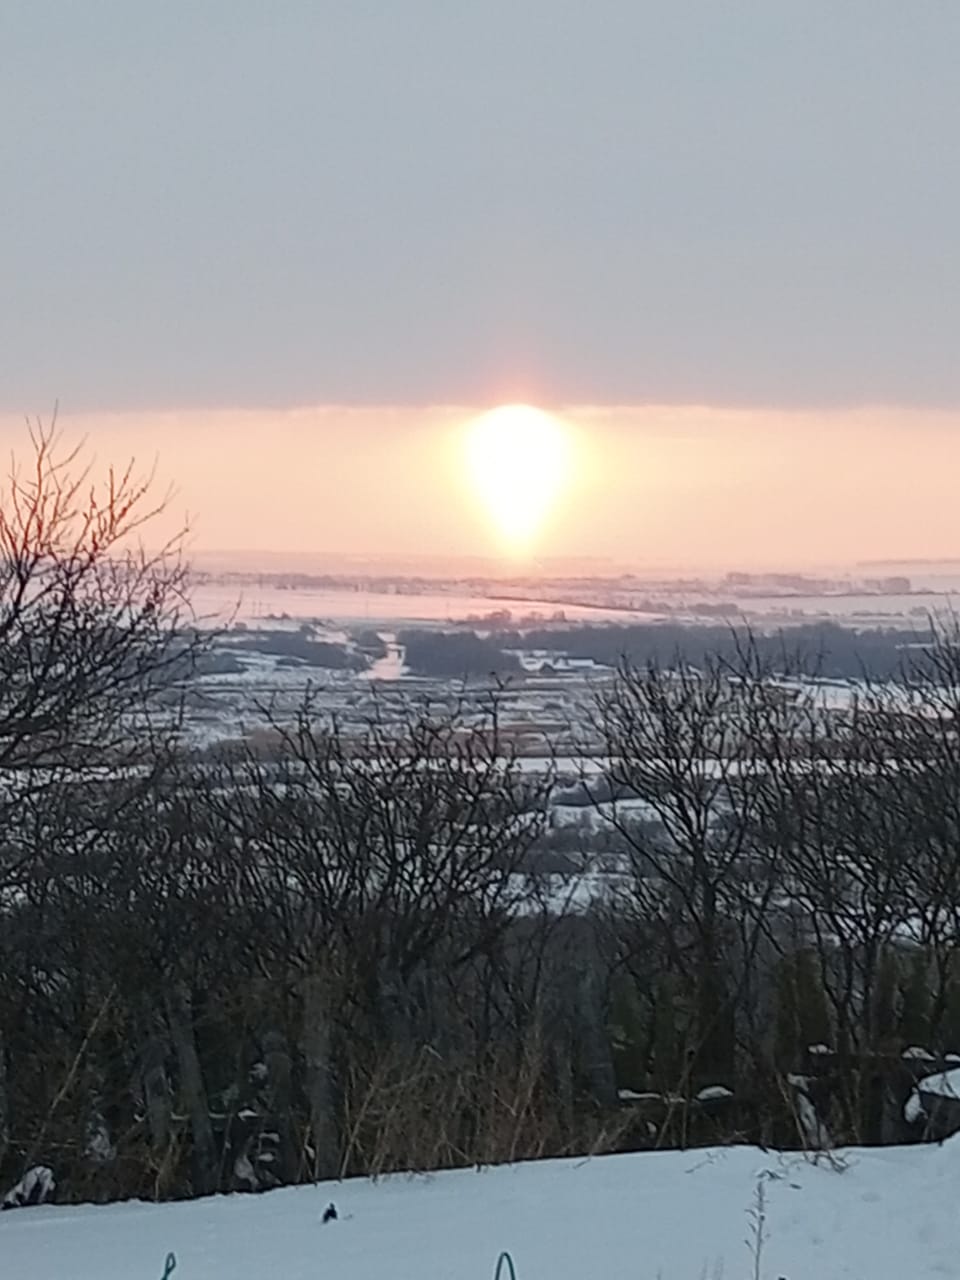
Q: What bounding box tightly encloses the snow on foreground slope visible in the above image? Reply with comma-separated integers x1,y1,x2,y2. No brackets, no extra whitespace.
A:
5,1141,960,1280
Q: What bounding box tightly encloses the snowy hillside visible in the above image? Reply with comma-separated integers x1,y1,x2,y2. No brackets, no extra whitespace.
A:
5,1140,960,1280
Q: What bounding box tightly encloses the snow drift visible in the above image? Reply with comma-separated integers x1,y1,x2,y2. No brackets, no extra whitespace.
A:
4,1138,960,1279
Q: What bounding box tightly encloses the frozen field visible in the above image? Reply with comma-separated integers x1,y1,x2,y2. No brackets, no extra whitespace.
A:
188,582,641,627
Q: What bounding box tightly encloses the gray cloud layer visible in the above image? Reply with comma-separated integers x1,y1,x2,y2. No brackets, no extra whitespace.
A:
3,2,958,411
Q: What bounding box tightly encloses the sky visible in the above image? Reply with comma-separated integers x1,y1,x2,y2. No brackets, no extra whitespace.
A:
0,403,953,573
2,3,959,567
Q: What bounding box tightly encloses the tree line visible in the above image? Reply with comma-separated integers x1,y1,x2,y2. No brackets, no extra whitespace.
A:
400,620,929,681
4,431,960,1208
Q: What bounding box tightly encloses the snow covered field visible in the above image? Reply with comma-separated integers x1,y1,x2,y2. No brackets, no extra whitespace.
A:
5,1140,960,1280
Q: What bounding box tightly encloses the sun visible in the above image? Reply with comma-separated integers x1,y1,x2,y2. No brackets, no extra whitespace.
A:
465,405,574,554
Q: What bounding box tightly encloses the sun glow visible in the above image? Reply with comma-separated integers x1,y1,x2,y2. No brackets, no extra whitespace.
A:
465,405,574,554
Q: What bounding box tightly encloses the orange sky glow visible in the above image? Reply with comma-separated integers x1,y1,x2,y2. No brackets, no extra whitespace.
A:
1,405,957,573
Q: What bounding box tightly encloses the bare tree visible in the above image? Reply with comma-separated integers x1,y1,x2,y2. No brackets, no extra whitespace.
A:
592,646,792,1092
0,423,206,1197
0,423,200,891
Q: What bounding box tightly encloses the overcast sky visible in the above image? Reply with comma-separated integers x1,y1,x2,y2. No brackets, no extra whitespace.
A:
3,1,960,412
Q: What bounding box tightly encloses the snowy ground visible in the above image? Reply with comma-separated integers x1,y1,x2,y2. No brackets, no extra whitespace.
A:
5,1140,959,1279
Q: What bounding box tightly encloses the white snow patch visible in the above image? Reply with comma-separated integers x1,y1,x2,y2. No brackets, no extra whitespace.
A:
3,1165,56,1210
904,1091,926,1125
918,1067,960,1100
696,1085,734,1102
902,1046,937,1062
